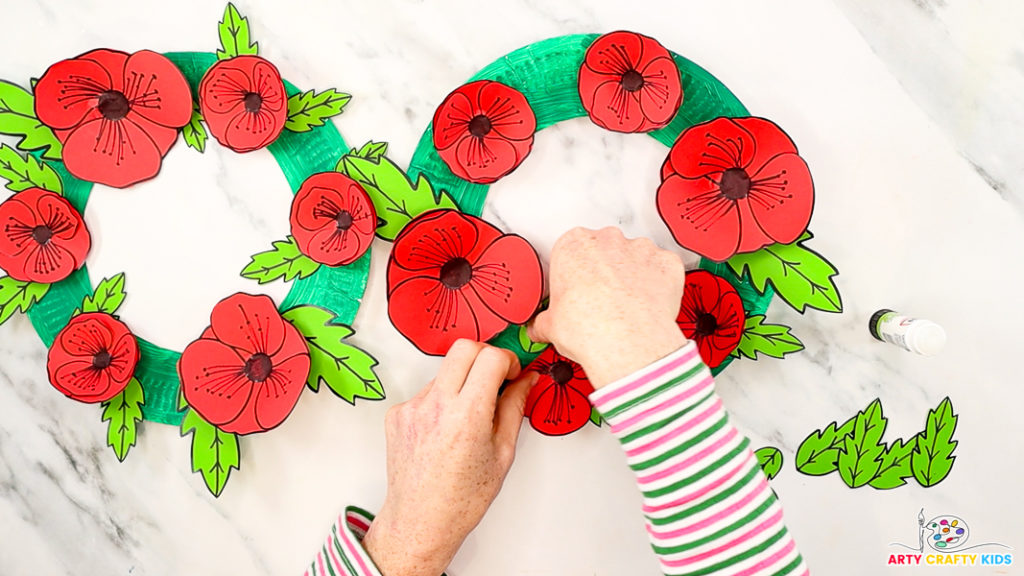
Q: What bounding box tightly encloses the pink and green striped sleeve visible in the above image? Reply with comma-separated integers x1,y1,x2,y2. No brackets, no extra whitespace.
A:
305,506,382,576
589,341,810,576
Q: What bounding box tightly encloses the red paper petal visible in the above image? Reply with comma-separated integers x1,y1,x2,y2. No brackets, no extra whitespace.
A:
56,313,113,358
78,49,129,88
657,174,742,262
582,31,645,77
746,153,814,246
448,131,531,184
121,50,192,128
391,209,480,274
0,189,88,283
35,191,81,242
676,270,746,368
668,118,758,180
470,234,543,324
526,381,592,436
105,331,140,385
200,62,250,116
733,117,798,174
478,80,536,141
0,195,39,258
293,185,343,232
130,113,178,156
637,55,683,127
52,360,114,402
210,293,286,357
47,312,137,402
34,57,113,130
290,173,376,266
252,350,311,432
586,79,644,133
432,90,475,151
661,153,675,181
224,109,284,153
304,225,368,267
389,276,481,356
179,338,252,427
62,117,163,188
251,59,286,112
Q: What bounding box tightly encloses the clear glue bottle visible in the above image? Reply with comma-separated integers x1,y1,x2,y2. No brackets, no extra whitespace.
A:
869,309,946,356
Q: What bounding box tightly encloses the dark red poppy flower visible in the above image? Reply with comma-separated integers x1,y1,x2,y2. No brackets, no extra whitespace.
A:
46,312,140,403
657,117,814,262
289,172,376,266
34,49,192,188
199,55,287,153
524,347,595,436
178,293,310,435
0,187,91,284
432,80,536,184
387,210,543,356
578,31,683,133
675,270,745,368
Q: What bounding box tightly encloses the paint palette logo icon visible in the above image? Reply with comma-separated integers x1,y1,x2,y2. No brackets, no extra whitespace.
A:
925,516,968,551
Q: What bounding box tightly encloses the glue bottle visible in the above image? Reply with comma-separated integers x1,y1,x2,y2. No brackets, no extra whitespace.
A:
869,309,946,356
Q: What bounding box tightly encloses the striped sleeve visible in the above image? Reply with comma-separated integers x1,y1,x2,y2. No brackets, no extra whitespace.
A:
304,506,382,576
589,342,810,576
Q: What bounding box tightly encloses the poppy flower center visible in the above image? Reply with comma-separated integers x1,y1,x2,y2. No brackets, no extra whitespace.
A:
244,353,274,382
335,210,354,231
549,361,574,386
31,225,53,245
92,350,112,370
97,90,130,120
621,69,645,92
720,168,751,200
440,257,473,289
468,115,492,138
244,92,263,113
695,313,719,336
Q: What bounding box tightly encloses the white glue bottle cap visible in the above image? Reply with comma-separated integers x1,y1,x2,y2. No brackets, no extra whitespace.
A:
869,309,946,356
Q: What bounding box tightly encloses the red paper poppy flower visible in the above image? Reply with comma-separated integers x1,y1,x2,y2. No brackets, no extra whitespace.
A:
578,31,683,133
199,55,288,153
46,312,140,403
675,270,745,368
432,80,536,184
524,347,595,436
34,49,192,188
387,210,543,356
657,117,814,262
0,187,91,283
178,293,310,435
289,172,377,266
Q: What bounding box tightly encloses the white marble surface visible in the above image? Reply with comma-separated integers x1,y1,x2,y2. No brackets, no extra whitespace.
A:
1,1,1022,574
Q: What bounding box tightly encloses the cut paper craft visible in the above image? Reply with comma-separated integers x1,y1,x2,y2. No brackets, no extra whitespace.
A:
241,236,320,284
181,407,240,498
0,187,91,284
675,269,745,369
183,102,208,152
0,143,63,193
0,80,63,160
34,49,192,188
432,80,537,184
578,30,683,133
0,276,50,325
100,377,144,462
754,446,783,481
727,231,842,314
730,315,804,360
178,293,311,435
657,117,815,262
289,171,376,266
77,273,127,315
46,311,140,403
199,55,287,152
524,346,595,436
285,88,351,132
216,3,260,60
387,209,543,356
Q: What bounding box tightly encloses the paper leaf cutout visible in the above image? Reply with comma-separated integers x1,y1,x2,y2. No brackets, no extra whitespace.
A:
0,143,62,193
0,276,49,325
869,438,915,490
730,315,803,360
524,347,595,436
754,446,783,480
911,397,958,487
517,323,548,355
0,79,62,160
835,399,887,488
285,89,351,132
240,236,321,284
80,273,127,315
338,145,458,240
350,140,388,161
795,417,855,476
589,406,602,427
100,377,144,462
183,102,208,153
281,305,384,403
181,408,240,497
726,231,842,314
199,55,286,153
216,2,259,59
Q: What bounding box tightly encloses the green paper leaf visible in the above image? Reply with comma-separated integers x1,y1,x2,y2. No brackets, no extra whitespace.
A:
730,315,804,360
794,416,855,476
836,399,887,488
911,397,958,487
0,143,62,193
726,231,842,314
754,446,784,480
0,80,62,160
869,438,915,490
338,147,458,240
589,406,602,427
181,408,240,497
350,141,388,161
240,236,320,284
282,305,385,403
517,323,548,355
285,89,351,132
182,103,207,153
81,273,126,315
0,276,49,325
100,377,144,462
216,2,258,60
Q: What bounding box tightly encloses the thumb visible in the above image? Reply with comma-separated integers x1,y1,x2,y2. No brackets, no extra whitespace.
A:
495,371,538,449
527,311,552,344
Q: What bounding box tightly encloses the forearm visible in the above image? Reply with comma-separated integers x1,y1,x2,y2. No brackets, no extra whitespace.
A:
305,507,382,576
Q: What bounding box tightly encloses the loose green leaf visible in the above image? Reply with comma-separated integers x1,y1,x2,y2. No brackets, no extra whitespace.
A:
81,273,126,315
795,417,854,476
869,438,915,490
240,236,320,284
216,2,258,59
100,378,144,462
836,400,887,488
182,103,207,153
911,397,958,487
350,141,388,161
285,89,352,132
282,305,385,403
727,232,842,313
0,80,62,160
730,315,804,360
589,406,602,427
338,148,458,240
754,446,784,480
0,276,49,325
0,143,62,193
181,408,240,497
518,323,548,355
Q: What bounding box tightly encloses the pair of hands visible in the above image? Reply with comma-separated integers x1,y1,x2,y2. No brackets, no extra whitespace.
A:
362,227,688,576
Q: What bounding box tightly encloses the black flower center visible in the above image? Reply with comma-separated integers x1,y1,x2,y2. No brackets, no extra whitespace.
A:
621,69,645,92
695,313,719,337
335,210,354,231
468,115,492,138
549,361,574,386
92,350,112,370
244,92,263,113
440,258,473,289
720,168,751,200
97,90,130,120
244,353,273,382
31,225,53,245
